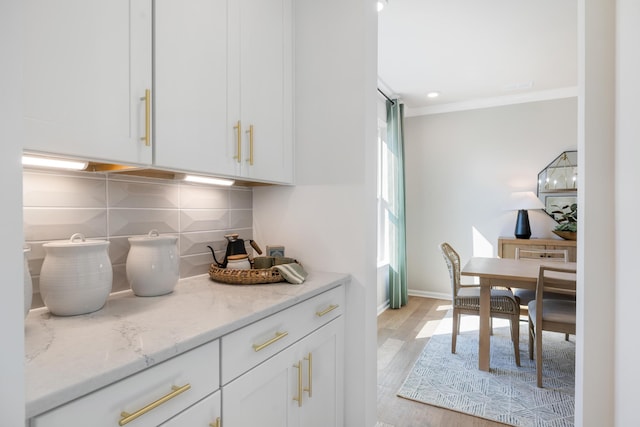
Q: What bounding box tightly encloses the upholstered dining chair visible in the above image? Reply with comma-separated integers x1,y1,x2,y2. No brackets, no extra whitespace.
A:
439,242,522,366
528,265,577,387
512,248,574,333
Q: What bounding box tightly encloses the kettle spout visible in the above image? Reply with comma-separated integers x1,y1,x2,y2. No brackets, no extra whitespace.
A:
207,245,226,268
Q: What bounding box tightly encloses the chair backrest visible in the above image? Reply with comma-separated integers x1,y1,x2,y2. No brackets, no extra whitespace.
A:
439,242,461,299
536,265,577,302
515,247,568,262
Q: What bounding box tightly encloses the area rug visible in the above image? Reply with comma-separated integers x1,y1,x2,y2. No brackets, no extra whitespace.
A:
397,311,575,426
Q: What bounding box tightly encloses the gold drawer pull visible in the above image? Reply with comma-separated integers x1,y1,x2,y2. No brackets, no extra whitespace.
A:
209,417,221,427
316,304,338,317
246,124,254,165
119,383,191,426
233,120,242,163
304,352,313,398
293,361,303,407
140,89,151,146
252,331,288,352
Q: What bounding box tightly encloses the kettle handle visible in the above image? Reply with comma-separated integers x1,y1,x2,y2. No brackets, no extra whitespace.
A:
249,240,263,255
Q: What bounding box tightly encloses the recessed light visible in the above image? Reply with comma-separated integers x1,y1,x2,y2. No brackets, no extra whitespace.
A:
427,92,440,99
377,0,388,12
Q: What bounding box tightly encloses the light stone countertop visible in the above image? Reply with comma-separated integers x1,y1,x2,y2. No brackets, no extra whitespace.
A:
25,270,350,419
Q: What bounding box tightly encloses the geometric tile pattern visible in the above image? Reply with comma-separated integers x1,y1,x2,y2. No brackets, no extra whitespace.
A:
22,169,254,309
398,312,575,427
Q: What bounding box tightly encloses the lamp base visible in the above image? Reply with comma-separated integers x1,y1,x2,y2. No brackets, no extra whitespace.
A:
514,209,532,239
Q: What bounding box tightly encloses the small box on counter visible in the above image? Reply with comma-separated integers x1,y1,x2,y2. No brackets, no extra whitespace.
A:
266,245,285,257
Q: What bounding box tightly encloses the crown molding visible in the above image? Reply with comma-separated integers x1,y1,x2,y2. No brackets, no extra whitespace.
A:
404,86,578,117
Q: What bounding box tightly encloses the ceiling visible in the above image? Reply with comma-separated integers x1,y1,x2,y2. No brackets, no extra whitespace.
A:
377,0,578,117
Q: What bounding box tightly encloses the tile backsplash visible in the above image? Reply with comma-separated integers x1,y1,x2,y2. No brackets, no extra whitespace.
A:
23,169,253,309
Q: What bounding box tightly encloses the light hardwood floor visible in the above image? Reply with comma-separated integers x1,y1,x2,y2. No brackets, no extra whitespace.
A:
377,295,509,427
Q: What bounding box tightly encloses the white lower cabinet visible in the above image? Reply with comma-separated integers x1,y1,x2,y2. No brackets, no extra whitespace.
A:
30,340,219,427
28,285,345,427
222,286,345,427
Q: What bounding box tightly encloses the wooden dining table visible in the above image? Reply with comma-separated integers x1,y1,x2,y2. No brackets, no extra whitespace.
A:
461,257,577,371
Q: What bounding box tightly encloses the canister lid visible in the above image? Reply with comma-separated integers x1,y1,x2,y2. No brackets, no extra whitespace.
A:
128,229,177,243
43,233,109,248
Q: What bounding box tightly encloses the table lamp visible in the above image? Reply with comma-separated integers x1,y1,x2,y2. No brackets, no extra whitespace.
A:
509,191,545,239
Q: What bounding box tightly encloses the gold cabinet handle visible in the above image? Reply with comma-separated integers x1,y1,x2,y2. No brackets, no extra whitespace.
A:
233,120,242,163
119,384,191,425
316,304,338,317
252,331,288,352
293,361,303,407
209,417,221,427
140,89,150,146
245,125,254,165
304,352,313,398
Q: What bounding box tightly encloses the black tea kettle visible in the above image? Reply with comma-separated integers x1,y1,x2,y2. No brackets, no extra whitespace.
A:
208,234,262,268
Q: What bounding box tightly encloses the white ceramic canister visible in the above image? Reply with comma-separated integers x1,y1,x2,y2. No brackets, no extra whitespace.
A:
24,246,33,318
126,230,179,297
40,233,112,316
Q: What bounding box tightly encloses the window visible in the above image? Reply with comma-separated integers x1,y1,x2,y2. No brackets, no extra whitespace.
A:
377,120,392,266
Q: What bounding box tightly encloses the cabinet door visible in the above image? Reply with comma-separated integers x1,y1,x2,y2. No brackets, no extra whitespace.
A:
154,0,236,176
222,318,344,427
23,0,152,165
228,0,293,183
222,343,298,427
160,391,221,427
296,317,344,427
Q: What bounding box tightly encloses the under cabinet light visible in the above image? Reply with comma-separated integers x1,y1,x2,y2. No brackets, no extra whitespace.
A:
22,155,88,171
183,174,235,186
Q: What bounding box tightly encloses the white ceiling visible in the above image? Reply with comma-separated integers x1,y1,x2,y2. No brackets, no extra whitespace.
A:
377,0,578,116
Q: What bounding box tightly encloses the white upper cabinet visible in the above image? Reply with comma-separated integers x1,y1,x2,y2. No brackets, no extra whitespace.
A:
228,0,294,183
156,0,293,184
154,0,236,177
23,0,153,165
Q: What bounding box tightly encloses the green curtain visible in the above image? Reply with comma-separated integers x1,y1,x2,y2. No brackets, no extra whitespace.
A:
387,99,408,309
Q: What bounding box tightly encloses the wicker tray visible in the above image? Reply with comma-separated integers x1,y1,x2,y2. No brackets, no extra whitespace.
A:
209,264,285,285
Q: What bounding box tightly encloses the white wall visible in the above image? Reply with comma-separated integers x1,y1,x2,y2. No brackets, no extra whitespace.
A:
0,0,26,424
253,0,378,425
613,0,640,425
575,0,616,424
403,98,577,297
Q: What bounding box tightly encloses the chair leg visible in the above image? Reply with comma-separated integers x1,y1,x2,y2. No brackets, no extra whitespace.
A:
536,323,543,387
451,310,459,354
565,333,569,341
528,318,534,361
511,314,520,367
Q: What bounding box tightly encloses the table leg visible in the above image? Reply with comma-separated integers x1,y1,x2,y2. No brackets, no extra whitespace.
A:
478,278,490,371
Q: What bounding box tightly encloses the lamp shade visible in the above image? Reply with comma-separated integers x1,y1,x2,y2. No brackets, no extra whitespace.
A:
507,191,545,211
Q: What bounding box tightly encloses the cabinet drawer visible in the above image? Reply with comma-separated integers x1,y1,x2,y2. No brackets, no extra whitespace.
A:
160,391,221,426
31,340,219,427
221,285,344,385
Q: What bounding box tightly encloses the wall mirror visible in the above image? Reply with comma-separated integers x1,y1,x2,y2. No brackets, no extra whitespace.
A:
537,150,577,221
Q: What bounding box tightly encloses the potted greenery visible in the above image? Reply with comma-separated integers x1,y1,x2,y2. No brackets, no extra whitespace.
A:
551,202,577,240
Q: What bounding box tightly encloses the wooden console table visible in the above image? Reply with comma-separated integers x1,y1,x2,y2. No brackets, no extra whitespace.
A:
498,237,577,262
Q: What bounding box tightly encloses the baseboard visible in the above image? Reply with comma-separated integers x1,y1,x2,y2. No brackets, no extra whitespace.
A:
377,290,452,317
408,289,451,301
377,301,390,316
